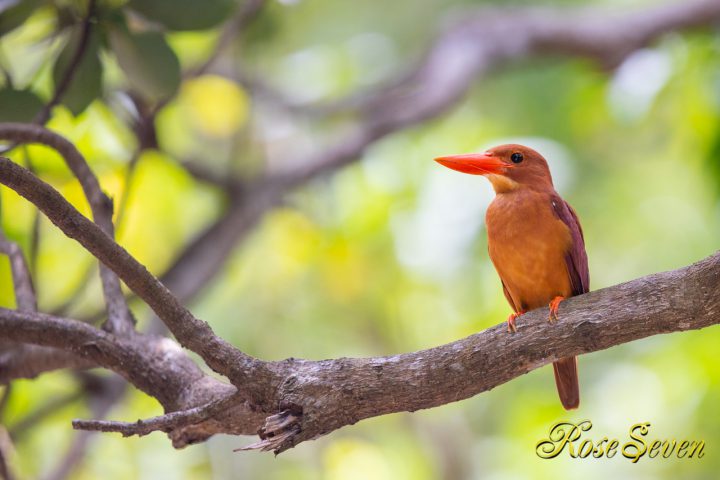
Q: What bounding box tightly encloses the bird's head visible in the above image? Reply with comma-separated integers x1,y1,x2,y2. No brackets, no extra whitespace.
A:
434,144,553,193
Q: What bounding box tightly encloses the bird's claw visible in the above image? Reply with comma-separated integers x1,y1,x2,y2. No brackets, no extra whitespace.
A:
548,296,565,323
506,311,524,333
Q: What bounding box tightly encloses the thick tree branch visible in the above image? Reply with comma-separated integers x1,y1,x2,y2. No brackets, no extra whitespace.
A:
0,307,265,438
0,345,93,384
73,252,720,451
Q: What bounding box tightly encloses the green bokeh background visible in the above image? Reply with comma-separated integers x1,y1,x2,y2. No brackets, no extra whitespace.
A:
1,0,719,478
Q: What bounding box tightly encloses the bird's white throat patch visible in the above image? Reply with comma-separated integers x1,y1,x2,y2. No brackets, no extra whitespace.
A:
486,174,520,193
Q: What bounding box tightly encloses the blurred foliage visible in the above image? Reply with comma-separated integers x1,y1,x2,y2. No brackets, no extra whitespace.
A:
1,0,720,479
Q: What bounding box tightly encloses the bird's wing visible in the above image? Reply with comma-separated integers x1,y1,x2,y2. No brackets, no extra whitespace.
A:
500,280,519,312
551,196,590,296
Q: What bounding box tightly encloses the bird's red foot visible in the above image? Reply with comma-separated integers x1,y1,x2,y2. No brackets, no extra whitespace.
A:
506,311,524,333
548,296,565,323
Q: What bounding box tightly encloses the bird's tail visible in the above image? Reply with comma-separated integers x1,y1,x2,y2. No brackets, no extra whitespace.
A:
552,356,579,410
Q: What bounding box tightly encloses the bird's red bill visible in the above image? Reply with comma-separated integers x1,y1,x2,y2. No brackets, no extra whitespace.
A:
434,153,511,175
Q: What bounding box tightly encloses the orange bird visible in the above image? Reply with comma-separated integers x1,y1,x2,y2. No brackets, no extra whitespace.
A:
435,144,588,410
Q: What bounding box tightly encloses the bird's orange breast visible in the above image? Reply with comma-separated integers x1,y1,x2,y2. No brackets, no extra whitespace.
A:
486,189,573,312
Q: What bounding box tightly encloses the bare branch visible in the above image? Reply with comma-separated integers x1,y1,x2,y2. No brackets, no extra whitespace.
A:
187,0,267,78
0,124,134,335
235,251,720,452
0,235,36,312
0,306,266,437
72,392,240,438
0,156,276,396
0,206,92,383
34,0,98,125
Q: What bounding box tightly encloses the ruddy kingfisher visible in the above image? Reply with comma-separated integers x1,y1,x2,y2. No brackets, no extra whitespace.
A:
435,144,588,410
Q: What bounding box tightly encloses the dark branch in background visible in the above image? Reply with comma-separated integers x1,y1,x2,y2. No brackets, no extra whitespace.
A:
161,0,720,306
188,0,267,78
41,375,126,480
0,426,14,480
8,390,84,440
34,0,97,125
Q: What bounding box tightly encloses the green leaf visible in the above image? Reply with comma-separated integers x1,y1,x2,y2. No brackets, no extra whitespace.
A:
52,29,103,115
127,0,234,31
0,0,44,36
0,88,44,122
109,28,180,101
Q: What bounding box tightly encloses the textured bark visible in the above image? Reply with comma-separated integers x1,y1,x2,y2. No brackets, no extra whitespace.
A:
1,250,718,450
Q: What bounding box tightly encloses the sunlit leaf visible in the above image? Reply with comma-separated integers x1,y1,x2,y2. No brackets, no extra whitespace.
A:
0,0,43,36
127,0,234,31
181,75,250,138
0,88,44,122
52,28,103,115
108,27,180,101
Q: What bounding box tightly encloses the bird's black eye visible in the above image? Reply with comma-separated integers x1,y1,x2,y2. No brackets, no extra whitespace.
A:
511,152,523,164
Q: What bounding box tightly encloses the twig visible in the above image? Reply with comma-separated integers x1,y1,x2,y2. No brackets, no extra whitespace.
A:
187,0,267,78
33,0,97,125
0,235,36,312
73,392,239,437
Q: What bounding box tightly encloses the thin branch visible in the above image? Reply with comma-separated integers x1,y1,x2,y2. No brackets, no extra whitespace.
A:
33,0,97,125
0,307,265,446
0,156,275,397
0,235,36,312
0,306,262,430
73,392,239,437
186,0,267,78
0,124,133,334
